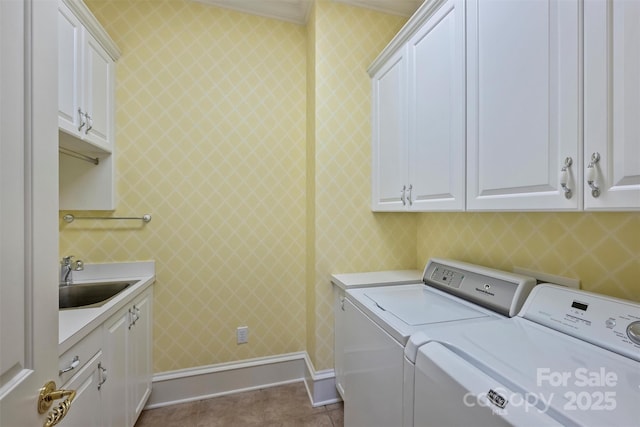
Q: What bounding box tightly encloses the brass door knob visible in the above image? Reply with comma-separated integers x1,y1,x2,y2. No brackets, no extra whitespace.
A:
38,381,76,427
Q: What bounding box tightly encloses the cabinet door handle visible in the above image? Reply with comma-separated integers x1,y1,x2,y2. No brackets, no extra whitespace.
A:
77,109,86,131
400,185,406,206
98,362,107,390
559,157,573,199
134,306,141,325
129,305,141,329
586,152,601,198
58,355,80,376
407,184,413,206
85,113,92,133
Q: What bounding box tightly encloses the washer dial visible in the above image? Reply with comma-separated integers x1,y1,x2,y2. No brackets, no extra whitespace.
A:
626,321,640,345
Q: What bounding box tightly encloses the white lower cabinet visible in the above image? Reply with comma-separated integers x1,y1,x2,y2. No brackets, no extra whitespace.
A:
129,289,153,419
103,286,153,427
103,306,129,427
59,352,105,427
333,286,346,400
58,327,105,427
58,286,153,427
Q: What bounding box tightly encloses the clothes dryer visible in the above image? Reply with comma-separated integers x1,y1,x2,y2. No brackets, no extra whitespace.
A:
409,284,640,426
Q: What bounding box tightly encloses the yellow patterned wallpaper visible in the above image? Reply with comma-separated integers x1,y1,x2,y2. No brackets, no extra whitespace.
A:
305,2,318,368
61,0,639,377
311,1,412,369
417,212,640,301
64,0,307,371
64,0,411,373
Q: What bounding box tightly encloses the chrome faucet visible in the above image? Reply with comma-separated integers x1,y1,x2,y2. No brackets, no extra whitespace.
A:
60,255,84,286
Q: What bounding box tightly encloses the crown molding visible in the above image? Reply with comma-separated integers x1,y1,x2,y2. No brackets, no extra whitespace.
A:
193,0,422,25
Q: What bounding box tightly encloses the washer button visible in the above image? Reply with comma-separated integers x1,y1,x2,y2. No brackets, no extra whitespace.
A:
605,318,616,328
626,321,640,345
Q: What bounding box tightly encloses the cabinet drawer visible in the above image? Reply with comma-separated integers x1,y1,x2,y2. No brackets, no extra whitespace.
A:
58,326,101,385
59,351,104,427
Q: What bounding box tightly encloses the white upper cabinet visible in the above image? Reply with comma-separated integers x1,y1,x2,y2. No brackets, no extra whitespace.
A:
58,0,120,211
371,0,639,212
408,0,465,211
58,2,83,140
371,47,409,211
466,0,580,211
57,0,118,154
371,0,465,211
584,0,640,210
84,32,115,149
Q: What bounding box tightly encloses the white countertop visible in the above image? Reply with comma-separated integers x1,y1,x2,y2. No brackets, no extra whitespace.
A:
59,261,155,354
331,269,423,290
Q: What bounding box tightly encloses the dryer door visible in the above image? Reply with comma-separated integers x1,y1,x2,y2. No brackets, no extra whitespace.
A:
414,342,565,427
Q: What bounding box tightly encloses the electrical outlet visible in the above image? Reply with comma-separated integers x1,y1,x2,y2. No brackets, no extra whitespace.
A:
236,326,248,344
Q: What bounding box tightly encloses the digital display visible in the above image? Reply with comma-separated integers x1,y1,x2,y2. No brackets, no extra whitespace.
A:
571,301,588,311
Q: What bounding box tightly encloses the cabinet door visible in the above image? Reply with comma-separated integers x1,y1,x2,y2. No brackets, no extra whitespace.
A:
466,0,580,210
57,1,83,137
371,47,409,211
59,353,103,427
103,308,129,427
103,289,153,427
130,289,153,422
84,32,114,151
584,0,640,210
408,0,465,211
333,287,345,400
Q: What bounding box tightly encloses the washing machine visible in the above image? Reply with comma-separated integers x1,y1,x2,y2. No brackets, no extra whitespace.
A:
409,284,640,426
332,269,424,400
342,258,537,427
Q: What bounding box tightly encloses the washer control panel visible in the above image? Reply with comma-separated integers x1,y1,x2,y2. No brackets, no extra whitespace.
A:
421,258,537,317
520,284,640,361
429,266,464,288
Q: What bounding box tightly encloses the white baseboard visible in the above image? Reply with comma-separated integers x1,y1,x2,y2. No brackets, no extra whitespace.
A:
145,351,340,409
302,353,341,407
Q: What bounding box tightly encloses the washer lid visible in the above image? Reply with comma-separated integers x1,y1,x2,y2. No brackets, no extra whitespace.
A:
364,286,487,326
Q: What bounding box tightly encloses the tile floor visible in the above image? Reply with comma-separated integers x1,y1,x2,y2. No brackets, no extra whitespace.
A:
134,382,344,427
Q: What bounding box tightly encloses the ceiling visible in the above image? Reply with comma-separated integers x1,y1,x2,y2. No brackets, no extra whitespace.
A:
192,0,424,25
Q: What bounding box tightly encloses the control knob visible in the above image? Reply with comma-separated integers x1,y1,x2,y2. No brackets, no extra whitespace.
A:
626,321,640,345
